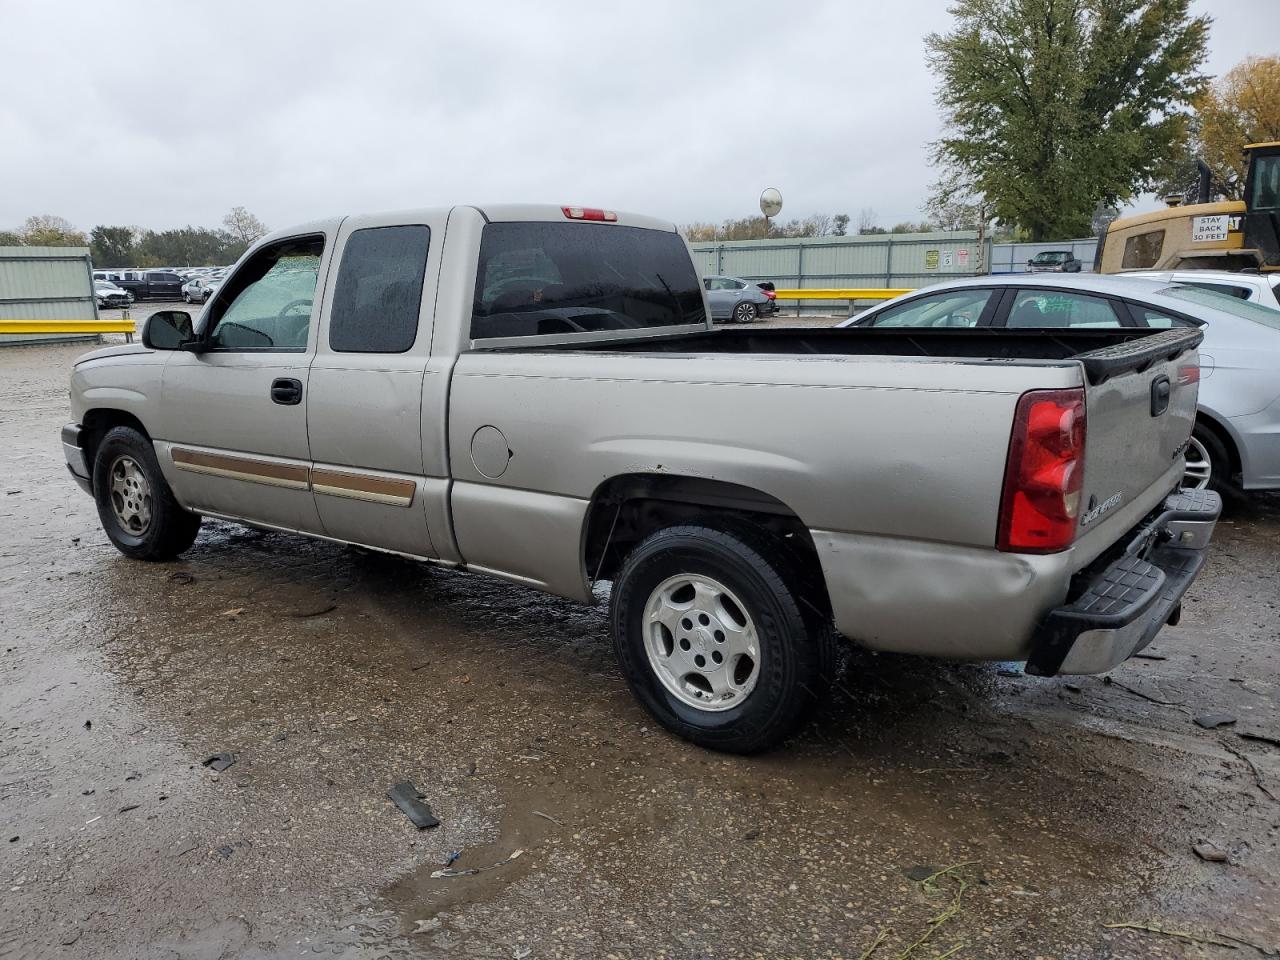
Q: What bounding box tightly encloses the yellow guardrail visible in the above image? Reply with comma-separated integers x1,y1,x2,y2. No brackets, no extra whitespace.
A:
0,319,136,335
772,288,914,300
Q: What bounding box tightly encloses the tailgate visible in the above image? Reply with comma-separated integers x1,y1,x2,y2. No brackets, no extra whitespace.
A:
1073,329,1203,559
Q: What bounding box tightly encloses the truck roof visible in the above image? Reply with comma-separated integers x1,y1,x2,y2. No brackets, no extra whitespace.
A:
252,205,679,252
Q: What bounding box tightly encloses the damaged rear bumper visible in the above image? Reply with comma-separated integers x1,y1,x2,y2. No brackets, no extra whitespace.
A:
1025,488,1221,676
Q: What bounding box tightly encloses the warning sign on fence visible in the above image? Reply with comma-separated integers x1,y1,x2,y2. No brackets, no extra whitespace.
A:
925,250,939,270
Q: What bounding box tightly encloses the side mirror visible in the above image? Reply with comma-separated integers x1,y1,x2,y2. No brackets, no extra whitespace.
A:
141,310,194,350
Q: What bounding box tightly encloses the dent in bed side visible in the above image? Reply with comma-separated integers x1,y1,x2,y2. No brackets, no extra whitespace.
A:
814,530,1074,659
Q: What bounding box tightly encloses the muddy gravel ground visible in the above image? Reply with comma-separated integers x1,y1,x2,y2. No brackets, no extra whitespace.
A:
2,340,1278,960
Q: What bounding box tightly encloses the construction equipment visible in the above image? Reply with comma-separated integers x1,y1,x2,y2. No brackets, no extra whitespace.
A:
1098,142,1280,274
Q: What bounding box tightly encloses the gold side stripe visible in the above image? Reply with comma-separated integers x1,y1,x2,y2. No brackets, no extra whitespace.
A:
312,468,416,507
170,447,416,507
171,448,310,490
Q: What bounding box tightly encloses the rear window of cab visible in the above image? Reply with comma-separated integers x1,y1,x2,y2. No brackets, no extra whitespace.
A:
470,222,706,341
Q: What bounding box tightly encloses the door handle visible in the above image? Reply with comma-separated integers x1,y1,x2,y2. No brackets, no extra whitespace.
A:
271,378,303,405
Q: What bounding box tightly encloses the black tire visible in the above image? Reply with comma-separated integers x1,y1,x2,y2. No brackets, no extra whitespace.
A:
611,523,828,753
92,426,201,560
1185,421,1233,497
733,301,758,323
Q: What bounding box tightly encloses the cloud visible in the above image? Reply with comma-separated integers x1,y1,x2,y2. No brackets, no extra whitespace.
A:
0,0,1269,234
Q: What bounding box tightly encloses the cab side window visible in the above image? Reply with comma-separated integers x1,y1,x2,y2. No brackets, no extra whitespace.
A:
329,225,431,353
205,236,324,351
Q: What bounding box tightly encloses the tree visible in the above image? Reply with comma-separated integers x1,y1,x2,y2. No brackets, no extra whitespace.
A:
680,222,719,242
19,214,87,247
832,214,850,236
890,221,936,234
1195,55,1280,199
222,206,268,246
0,230,22,246
926,0,1209,240
90,226,137,267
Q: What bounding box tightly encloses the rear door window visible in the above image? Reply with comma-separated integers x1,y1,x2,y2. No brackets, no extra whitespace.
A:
866,289,993,328
1130,306,1197,329
329,225,430,353
1005,290,1124,328
470,222,706,340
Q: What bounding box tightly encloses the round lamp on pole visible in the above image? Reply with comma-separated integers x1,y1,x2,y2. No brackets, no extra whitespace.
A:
759,187,782,235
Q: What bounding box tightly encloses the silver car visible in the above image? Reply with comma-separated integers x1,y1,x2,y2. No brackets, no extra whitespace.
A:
182,276,221,304
840,274,1280,493
703,275,772,323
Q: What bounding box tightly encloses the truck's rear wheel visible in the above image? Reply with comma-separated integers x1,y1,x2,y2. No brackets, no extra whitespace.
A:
92,426,201,560
611,524,825,753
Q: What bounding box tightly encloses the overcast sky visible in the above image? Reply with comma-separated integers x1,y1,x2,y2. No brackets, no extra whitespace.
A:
0,0,1273,236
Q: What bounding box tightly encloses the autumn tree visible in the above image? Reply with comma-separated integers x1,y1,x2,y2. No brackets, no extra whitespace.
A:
1197,55,1280,198
927,0,1209,240
222,206,268,246
19,214,87,247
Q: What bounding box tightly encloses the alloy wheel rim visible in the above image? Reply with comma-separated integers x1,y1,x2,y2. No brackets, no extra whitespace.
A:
109,455,153,535
1183,437,1212,490
642,573,760,712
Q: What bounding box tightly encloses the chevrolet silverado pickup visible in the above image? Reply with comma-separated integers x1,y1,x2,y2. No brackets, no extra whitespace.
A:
62,204,1220,752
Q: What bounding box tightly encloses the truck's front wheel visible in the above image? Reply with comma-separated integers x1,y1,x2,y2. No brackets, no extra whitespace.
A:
611,524,825,753
92,426,201,560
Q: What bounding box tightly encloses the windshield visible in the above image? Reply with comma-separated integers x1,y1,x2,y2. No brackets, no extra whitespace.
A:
470,221,706,341
1250,154,1280,211
1163,285,1280,332
1032,252,1068,263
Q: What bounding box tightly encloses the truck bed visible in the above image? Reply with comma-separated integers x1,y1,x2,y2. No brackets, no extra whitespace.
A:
494,326,1201,386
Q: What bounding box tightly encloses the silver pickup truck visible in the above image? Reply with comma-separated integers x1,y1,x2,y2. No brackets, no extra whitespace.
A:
62,204,1220,752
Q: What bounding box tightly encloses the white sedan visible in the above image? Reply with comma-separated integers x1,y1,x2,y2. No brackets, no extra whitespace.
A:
1125,269,1280,311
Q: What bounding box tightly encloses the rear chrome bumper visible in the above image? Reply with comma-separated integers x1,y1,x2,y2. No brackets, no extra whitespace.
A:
1025,488,1221,676
62,423,92,494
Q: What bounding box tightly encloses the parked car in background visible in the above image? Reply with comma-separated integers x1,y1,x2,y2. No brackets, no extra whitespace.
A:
92,270,121,283
1125,269,1280,311
755,280,779,315
94,280,133,309
703,275,772,323
114,270,186,301
182,276,221,304
1027,251,1083,273
840,275,1280,494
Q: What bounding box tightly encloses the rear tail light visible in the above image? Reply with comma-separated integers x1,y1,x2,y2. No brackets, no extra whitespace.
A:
1177,364,1201,385
997,388,1087,554
562,206,617,222
762,289,776,299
